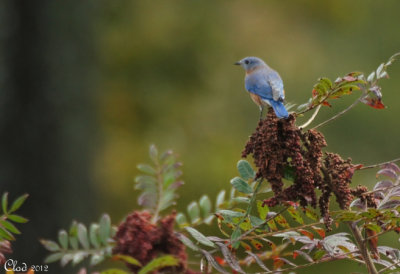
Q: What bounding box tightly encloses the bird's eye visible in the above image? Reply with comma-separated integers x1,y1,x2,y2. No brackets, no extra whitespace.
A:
244,60,250,65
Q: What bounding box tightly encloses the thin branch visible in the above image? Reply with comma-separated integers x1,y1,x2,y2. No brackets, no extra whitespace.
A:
364,227,396,242
312,96,362,130
299,105,322,129
378,260,400,273
348,221,379,274
359,157,400,170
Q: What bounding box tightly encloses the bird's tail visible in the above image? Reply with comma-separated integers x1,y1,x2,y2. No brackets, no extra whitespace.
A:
269,100,289,119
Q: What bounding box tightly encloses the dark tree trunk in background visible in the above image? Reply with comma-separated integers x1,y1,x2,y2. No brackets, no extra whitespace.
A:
0,1,98,272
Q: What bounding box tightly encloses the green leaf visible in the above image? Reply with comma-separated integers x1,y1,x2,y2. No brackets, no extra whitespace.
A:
257,200,269,220
90,253,105,266
137,164,156,175
237,160,255,180
231,228,241,249
89,223,100,248
2,192,8,214
138,255,179,274
40,239,60,252
185,227,215,247
9,194,29,213
175,213,188,227
187,201,200,224
134,175,157,189
287,206,304,225
218,210,245,219
149,144,158,164
365,223,382,233
72,251,87,265
77,223,90,249
274,215,290,229
7,214,28,223
313,250,326,261
99,214,111,245
230,177,253,194
304,207,318,221
249,215,264,227
283,166,296,181
58,230,69,249
199,195,212,218
113,254,142,266
101,269,129,274
0,220,20,234
0,226,15,241
216,190,226,209
44,252,63,264
69,221,79,250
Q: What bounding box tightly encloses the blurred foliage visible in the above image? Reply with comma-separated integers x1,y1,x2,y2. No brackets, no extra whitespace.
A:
1,0,400,273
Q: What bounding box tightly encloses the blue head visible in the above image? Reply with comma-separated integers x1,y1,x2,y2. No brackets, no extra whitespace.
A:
234,56,268,72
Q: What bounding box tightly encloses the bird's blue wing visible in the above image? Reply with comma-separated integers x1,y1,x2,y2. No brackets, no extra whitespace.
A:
245,74,274,101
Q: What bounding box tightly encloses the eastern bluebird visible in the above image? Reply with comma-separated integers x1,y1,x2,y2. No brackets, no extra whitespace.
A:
235,57,289,119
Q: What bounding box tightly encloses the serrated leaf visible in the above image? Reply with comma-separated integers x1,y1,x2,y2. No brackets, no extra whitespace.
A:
374,180,393,191
149,144,158,164
216,242,245,273
137,164,156,175
313,250,326,260
367,71,375,82
275,215,290,229
99,214,111,245
365,223,382,233
199,195,212,218
257,200,269,220
9,194,29,213
44,252,63,264
90,253,105,266
2,193,8,214
7,214,28,223
176,233,199,251
77,223,90,249
237,160,255,180
40,239,60,252
287,206,304,224
245,251,270,271
58,230,69,249
311,226,325,238
216,190,226,209
201,250,229,274
112,254,142,266
379,200,400,210
0,226,14,241
304,207,318,221
72,251,87,265
0,220,20,234
138,255,179,274
89,224,100,248
230,177,253,194
185,227,215,247
187,201,200,224
377,168,398,179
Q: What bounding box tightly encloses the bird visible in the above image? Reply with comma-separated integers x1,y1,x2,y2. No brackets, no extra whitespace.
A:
235,56,289,119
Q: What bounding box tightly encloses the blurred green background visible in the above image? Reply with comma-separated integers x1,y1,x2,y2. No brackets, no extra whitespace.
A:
1,0,400,273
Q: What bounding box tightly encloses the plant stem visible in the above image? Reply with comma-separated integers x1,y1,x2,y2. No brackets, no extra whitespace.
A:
312,96,362,130
299,105,322,129
359,157,400,170
151,160,163,224
347,221,378,274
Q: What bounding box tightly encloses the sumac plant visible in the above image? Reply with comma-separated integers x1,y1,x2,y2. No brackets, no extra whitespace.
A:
38,53,400,274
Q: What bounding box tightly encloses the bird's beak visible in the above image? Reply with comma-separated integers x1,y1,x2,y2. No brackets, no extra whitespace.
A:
234,61,241,66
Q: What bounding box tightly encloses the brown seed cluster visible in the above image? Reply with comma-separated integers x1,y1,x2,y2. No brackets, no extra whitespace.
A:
351,185,377,208
242,109,326,208
113,210,193,273
242,109,362,227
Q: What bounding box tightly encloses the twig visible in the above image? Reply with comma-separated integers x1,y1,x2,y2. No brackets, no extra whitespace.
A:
359,157,400,170
299,105,322,129
348,221,378,274
378,260,400,273
312,96,362,130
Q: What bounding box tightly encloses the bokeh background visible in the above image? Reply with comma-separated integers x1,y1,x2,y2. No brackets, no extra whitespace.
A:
1,0,400,273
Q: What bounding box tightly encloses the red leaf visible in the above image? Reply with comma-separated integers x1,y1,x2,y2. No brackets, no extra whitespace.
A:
311,226,325,238
273,258,284,270
312,89,318,97
366,229,379,260
363,97,386,109
293,251,299,259
322,101,332,107
214,256,226,266
298,229,314,240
